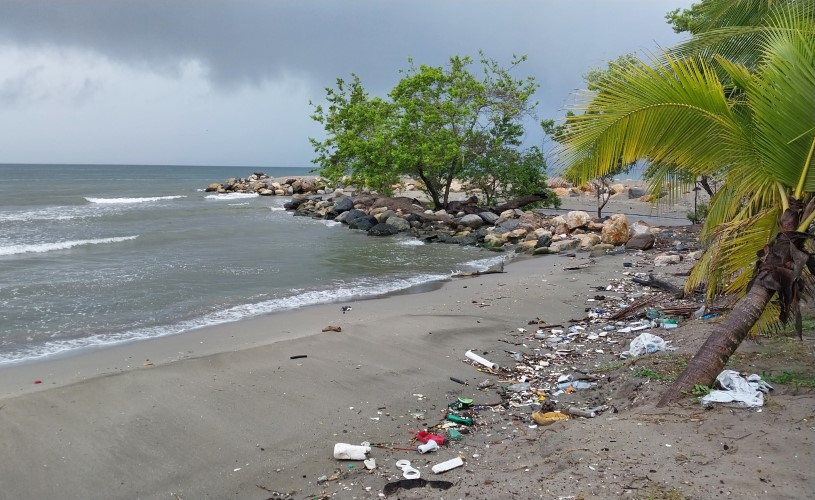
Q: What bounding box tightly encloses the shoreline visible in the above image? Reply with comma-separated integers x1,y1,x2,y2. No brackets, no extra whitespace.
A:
0,252,526,401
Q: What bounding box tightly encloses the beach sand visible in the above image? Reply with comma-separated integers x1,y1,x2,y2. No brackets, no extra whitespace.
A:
0,194,812,500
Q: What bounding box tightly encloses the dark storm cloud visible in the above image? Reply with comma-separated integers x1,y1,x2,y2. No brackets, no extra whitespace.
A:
0,0,689,112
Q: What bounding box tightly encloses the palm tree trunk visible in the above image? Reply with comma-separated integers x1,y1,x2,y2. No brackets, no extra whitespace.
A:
656,283,774,407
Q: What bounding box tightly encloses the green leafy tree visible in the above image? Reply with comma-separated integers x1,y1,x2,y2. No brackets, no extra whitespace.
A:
310,54,556,210
557,0,815,405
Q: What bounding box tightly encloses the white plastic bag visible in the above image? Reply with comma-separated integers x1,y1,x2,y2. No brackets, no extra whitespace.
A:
619,332,675,358
700,370,773,408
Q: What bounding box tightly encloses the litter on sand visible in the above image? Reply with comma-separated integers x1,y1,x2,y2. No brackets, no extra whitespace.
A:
701,370,773,408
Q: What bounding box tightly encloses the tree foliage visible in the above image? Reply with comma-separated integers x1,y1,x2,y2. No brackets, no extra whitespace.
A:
310,54,558,210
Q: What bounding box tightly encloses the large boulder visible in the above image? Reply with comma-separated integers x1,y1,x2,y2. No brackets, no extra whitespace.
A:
628,187,646,199
578,233,602,250
386,216,411,232
516,240,538,252
630,220,655,236
495,219,521,234
601,214,630,245
565,211,592,230
331,197,354,214
551,216,569,235
626,232,656,250
479,212,499,225
482,233,505,251
349,216,377,231
610,183,626,195
344,209,368,224
516,212,547,231
458,214,484,229
368,223,399,236
536,234,552,248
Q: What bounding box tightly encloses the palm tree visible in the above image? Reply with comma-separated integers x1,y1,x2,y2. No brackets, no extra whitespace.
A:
557,1,815,405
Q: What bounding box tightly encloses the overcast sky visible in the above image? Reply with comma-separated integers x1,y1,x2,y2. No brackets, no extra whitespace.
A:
0,0,692,168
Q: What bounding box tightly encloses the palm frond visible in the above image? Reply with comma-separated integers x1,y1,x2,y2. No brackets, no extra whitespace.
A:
688,207,779,301
746,18,815,192
558,54,738,185
668,1,815,70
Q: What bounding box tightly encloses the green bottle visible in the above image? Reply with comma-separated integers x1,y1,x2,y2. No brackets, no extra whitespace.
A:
446,414,474,426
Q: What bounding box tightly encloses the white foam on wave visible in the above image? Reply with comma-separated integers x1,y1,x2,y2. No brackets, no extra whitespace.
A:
205,192,259,200
0,235,139,256
0,206,101,222
397,238,425,247
85,195,186,204
320,219,342,227
0,272,449,365
457,255,509,273
269,207,286,212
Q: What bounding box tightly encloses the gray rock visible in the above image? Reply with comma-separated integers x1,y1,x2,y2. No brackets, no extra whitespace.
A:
332,197,354,214
536,235,552,248
349,216,377,231
533,246,555,255
625,233,656,250
549,239,580,253
654,253,682,266
628,187,646,199
344,209,368,224
368,223,399,236
590,243,615,257
459,214,484,229
495,219,521,233
479,212,499,225
386,216,411,232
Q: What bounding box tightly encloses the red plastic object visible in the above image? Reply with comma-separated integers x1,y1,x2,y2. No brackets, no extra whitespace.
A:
416,430,446,445
34,380,42,384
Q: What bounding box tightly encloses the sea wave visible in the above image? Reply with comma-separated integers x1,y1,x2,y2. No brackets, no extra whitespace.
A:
458,255,509,272
397,238,425,247
0,272,449,365
85,195,186,204
0,206,102,222
0,235,140,256
205,192,259,200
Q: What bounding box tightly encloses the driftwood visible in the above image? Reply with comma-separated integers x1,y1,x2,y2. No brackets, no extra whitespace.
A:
608,295,660,321
631,274,684,298
452,261,505,278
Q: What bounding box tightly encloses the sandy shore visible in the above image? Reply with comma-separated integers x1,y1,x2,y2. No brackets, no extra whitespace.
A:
1,194,812,500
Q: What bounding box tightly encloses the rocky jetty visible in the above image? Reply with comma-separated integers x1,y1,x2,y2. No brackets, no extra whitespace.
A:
207,173,700,265
205,172,332,196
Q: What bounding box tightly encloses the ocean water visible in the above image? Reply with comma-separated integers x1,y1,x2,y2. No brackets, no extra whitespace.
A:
0,164,501,364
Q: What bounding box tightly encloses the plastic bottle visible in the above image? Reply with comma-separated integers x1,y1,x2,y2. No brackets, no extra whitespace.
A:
465,350,499,370
333,443,371,460
432,456,465,474
446,414,474,426
506,382,531,392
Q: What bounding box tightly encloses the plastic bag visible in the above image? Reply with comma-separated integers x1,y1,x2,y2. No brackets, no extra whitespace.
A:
619,332,675,358
700,370,773,408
